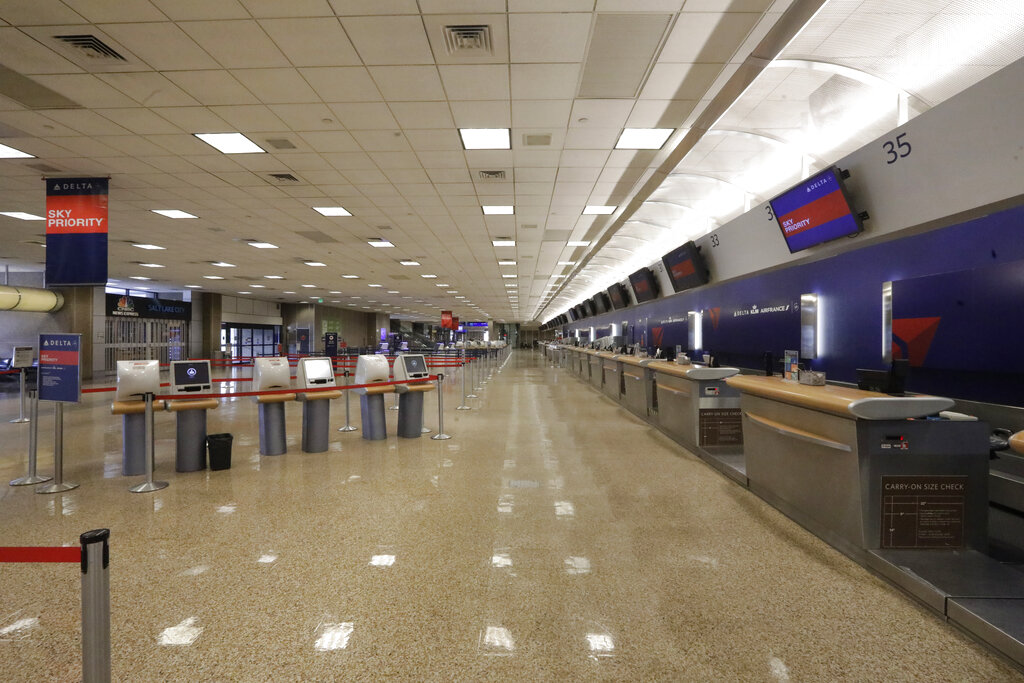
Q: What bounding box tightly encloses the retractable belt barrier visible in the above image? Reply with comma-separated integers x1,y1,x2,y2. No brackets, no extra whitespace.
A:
0,529,112,683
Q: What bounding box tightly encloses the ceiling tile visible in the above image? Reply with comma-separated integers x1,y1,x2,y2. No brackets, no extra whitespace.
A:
449,100,511,127
0,27,81,75
509,13,592,63
232,68,320,104
42,109,130,136
420,0,505,11
439,65,510,100
209,105,288,131
563,127,620,149
389,102,455,129
320,150,375,166
98,72,199,107
31,74,139,109
342,16,435,65
427,168,471,183
95,108,182,135
369,66,445,101
299,67,382,102
568,99,634,128
403,128,463,151
150,0,249,20
259,17,361,67
560,149,610,167
0,2,85,24
641,62,722,99
328,0,419,15
596,0,683,10
180,20,290,69
350,129,413,152
660,12,761,63
240,0,335,17
268,103,341,131
510,63,582,100
153,106,231,132
511,100,572,128
626,99,696,127
369,151,421,169
165,70,261,106
328,103,399,130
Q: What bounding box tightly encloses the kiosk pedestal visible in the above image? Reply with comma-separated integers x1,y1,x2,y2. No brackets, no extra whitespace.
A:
257,394,294,455
360,387,392,440
111,400,165,476
396,384,435,438
299,391,341,453
168,399,219,472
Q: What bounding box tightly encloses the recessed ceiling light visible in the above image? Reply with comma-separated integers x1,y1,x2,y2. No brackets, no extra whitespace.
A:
342,274,359,279
248,241,278,249
459,128,510,150
615,128,673,150
313,206,352,217
194,132,265,154
583,205,616,215
368,284,383,288
139,263,166,268
399,260,420,266
185,285,201,288
132,243,165,250
435,283,450,287
329,290,341,294
0,143,34,159
492,240,515,247
368,239,394,248
387,290,399,294
304,261,326,267
151,209,197,219
249,284,266,288
130,276,151,280
0,211,44,220
302,284,317,288
238,291,251,294
505,284,517,288
211,261,235,267
567,240,590,247
455,296,465,299
501,274,516,279
203,275,224,280
557,261,575,265
446,290,457,294
421,274,437,279
497,260,516,266
265,275,284,280
284,291,296,294
482,205,513,215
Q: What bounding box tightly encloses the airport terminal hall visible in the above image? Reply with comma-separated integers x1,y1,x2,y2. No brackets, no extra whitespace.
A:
3,0,1024,680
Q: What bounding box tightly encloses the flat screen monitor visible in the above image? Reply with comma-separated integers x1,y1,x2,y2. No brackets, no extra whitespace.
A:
593,292,611,314
607,283,628,310
566,308,576,322
769,166,863,253
299,357,335,387
170,360,211,394
628,267,659,303
402,354,428,378
583,299,596,317
662,241,709,293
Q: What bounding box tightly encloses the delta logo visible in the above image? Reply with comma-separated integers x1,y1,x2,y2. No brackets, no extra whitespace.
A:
892,317,941,367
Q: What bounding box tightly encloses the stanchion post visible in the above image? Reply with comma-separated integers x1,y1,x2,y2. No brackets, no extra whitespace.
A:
80,529,111,683
457,348,471,409
430,374,451,440
129,393,168,493
338,370,357,432
37,402,78,494
467,349,479,398
10,390,51,486
10,368,29,423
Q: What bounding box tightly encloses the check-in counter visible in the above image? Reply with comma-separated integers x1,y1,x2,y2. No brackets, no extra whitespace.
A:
598,352,620,402
571,348,587,378
586,350,603,390
618,356,655,418
726,375,989,562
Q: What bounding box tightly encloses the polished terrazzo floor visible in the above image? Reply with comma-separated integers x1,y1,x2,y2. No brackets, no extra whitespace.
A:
0,351,1021,681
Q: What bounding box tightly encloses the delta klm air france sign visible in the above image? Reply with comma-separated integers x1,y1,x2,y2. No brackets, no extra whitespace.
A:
45,177,108,286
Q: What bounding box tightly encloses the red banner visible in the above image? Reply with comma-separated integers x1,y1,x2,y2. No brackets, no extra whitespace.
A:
441,311,452,329
45,177,108,286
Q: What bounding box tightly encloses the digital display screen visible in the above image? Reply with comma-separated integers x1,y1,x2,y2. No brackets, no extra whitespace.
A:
403,355,427,376
628,267,659,303
584,299,596,317
662,241,709,293
607,283,627,310
769,167,862,253
172,361,210,388
302,358,334,382
574,305,585,319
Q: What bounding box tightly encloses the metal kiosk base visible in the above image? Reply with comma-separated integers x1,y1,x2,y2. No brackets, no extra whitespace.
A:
257,394,294,455
112,400,165,476
169,399,220,472
396,384,435,438
360,391,390,441
300,391,341,453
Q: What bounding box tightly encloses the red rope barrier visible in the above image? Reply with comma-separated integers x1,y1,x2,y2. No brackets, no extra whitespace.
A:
0,546,80,563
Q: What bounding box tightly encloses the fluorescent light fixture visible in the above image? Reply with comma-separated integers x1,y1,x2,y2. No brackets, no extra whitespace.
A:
312,206,352,217
421,274,437,279
329,290,341,294
367,240,394,248
368,284,383,288
342,274,359,279
583,205,616,215
185,285,201,288
446,290,457,294
238,291,251,294
133,243,165,250
194,132,265,154
615,128,673,150
505,284,517,288
399,260,420,266
567,240,590,247
501,274,516,279
265,275,284,279
211,261,235,267
248,241,278,249
387,290,399,294
497,260,516,266
249,284,265,288
435,283,449,287
284,291,296,294
0,143,34,159
0,212,44,221
301,284,317,288
138,263,164,268
455,296,465,299
459,128,510,150
492,240,515,247
557,261,575,265
482,205,513,215
203,275,224,280
304,261,327,267
151,209,197,219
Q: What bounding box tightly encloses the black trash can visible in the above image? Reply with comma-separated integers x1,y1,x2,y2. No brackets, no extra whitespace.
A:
206,433,233,471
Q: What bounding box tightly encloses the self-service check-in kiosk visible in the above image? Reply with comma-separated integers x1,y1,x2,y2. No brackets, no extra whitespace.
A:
253,357,294,455
354,355,391,440
167,360,217,472
113,360,163,476
393,353,434,438
295,357,341,453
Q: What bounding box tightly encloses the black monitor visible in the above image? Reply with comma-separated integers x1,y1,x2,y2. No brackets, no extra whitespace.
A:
402,354,428,378
584,299,596,317
574,304,586,319
170,360,212,394
628,267,659,303
593,292,611,314
607,283,628,310
661,241,709,293
769,166,864,253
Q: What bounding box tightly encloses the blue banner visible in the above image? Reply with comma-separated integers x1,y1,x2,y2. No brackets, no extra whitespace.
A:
38,333,81,403
45,177,108,286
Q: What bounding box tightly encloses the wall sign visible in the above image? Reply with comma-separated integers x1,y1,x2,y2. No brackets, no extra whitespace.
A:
106,294,191,321
38,333,81,403
12,346,34,368
45,177,108,286
880,475,967,549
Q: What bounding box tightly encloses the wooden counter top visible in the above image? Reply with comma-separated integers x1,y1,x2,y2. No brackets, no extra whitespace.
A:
647,360,693,378
725,375,953,420
617,355,653,368
1011,431,1024,455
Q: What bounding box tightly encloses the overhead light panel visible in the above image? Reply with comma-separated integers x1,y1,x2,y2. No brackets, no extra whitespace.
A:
265,275,284,279
482,205,513,215
558,261,575,265
501,274,516,279
129,276,151,281
313,206,352,217
567,240,590,247
304,261,327,267
211,261,235,267
151,209,197,219
399,260,420,266
497,260,516,266
492,240,515,247
301,284,317,288
615,128,673,150
185,285,201,289
248,241,278,249
342,274,359,279
133,243,165,250
0,212,44,221
368,240,394,248
368,284,383,288
194,132,265,154
138,263,164,268
0,143,34,159
421,274,437,279
203,275,224,280
583,205,616,215
459,128,510,150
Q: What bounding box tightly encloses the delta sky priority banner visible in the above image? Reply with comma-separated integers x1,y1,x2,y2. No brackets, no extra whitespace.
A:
45,177,108,286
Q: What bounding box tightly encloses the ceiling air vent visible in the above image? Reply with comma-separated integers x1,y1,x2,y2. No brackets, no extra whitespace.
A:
478,170,506,181
53,35,126,61
265,138,296,150
523,134,551,147
268,173,300,183
442,25,492,55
